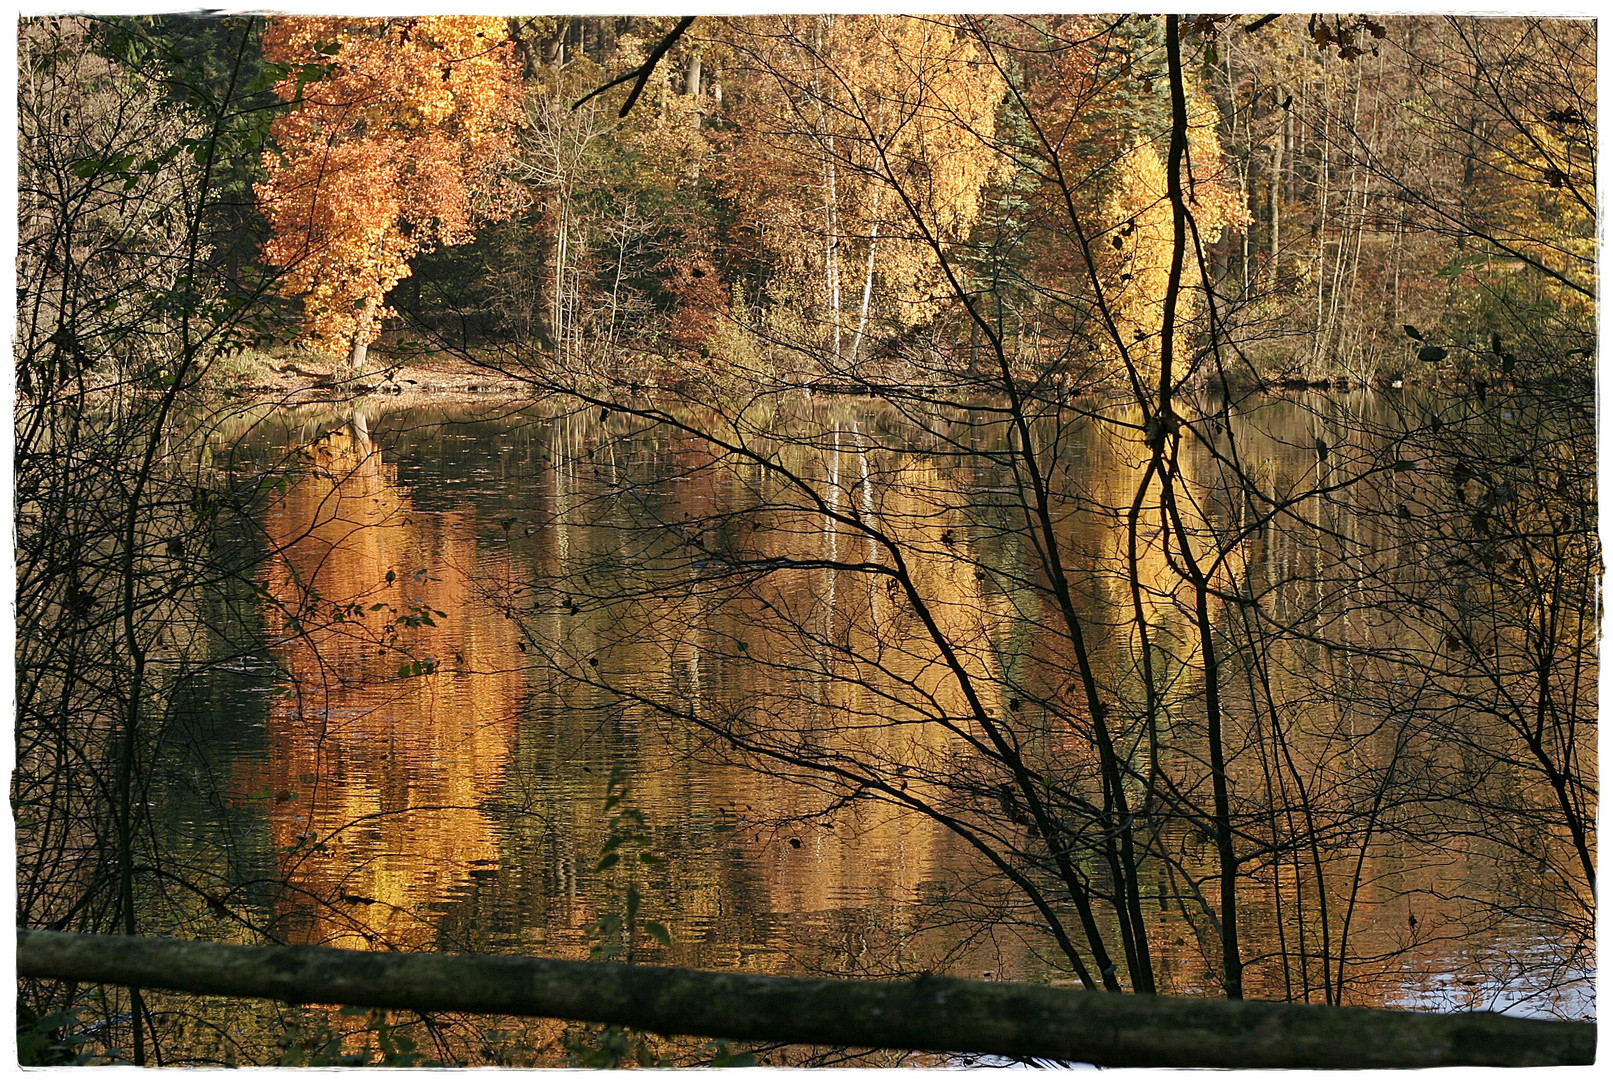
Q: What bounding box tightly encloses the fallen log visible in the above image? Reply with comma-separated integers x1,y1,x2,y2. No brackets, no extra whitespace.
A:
16,930,1593,1068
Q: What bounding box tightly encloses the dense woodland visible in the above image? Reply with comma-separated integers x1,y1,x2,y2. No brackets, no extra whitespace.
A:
14,13,1597,1067
17,13,1596,392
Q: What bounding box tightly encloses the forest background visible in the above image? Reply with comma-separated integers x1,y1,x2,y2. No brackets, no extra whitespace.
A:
18,11,1597,392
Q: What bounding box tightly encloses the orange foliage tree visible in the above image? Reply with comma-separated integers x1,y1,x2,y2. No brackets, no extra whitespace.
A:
258,16,526,366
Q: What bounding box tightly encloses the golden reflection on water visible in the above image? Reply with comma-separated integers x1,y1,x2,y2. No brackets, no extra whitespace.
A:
259,423,524,950
246,416,1024,982
519,426,1000,970
233,403,1589,1021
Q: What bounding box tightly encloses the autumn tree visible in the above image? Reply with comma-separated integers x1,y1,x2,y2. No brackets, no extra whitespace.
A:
1387,17,1595,374
1095,87,1248,388
257,16,525,368
516,26,715,368
718,15,1006,365
972,15,1248,391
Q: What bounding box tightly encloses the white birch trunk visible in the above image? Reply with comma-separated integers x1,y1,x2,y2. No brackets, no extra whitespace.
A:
850,220,880,362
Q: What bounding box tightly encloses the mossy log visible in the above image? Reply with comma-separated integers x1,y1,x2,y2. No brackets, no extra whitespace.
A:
16,930,1593,1068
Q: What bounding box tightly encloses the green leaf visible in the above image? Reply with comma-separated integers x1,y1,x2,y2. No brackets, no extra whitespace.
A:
32,1010,82,1034
1392,460,1417,472
596,852,620,871
1417,345,1447,363
1402,323,1424,340
376,1027,397,1059
643,921,671,946
708,1040,755,1068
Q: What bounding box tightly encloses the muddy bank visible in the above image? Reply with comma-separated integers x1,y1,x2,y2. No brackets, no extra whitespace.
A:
225,353,537,409
218,350,1552,414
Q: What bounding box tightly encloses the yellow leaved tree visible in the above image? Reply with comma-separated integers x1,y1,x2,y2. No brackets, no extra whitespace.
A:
1097,85,1250,388
721,15,1006,361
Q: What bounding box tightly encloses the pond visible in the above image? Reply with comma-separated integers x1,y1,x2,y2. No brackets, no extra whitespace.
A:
168,390,1592,1059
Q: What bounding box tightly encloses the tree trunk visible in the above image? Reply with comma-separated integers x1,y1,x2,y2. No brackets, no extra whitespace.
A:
849,220,879,362
825,149,841,361
349,295,379,371
1269,127,1283,260
684,50,701,97
17,931,1594,1069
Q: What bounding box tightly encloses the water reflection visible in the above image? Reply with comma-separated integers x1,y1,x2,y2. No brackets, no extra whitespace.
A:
215,398,1589,1023
258,419,524,950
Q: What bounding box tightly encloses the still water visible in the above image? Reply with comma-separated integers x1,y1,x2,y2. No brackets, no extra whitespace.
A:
179,393,1592,1048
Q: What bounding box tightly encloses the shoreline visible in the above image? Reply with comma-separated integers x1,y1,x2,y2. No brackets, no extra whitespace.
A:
223,352,535,409
202,351,1560,413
